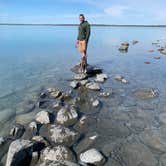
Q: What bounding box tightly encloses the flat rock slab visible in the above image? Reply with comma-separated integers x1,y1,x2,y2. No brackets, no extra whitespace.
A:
133,88,158,100
71,64,102,75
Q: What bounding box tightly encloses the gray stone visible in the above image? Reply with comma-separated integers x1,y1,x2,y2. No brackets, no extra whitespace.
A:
133,88,158,99
9,124,25,139
92,99,100,107
86,82,101,91
70,81,79,89
114,75,124,81
95,73,108,83
160,49,166,55
159,113,166,125
38,160,79,166
35,111,50,124
5,139,34,166
139,128,166,153
39,124,79,147
41,146,76,163
74,74,88,80
80,148,105,166
56,106,78,126
79,80,89,86
99,91,112,97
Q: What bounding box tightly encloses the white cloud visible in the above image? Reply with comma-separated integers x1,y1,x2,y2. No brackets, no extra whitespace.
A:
104,5,129,17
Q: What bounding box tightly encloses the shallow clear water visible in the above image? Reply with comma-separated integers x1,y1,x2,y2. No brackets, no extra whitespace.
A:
1,25,166,165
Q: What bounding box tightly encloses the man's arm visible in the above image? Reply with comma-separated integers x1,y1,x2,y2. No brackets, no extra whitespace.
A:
85,24,90,43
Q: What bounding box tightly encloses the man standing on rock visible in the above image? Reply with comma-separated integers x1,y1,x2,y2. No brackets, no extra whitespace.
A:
76,14,91,73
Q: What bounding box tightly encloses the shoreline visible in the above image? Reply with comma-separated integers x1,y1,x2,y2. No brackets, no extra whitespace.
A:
1,23,166,27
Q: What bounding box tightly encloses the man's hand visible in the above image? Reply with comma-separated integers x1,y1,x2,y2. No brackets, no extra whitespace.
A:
75,40,79,48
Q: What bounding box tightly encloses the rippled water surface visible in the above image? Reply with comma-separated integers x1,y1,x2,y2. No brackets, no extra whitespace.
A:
1,25,166,165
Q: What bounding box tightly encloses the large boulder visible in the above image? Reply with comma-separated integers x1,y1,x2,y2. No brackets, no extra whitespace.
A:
39,124,79,147
79,148,105,165
5,139,34,166
40,146,76,163
56,106,78,126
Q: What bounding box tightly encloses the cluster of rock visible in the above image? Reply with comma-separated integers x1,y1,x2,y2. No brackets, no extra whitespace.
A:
119,42,130,53
0,64,115,166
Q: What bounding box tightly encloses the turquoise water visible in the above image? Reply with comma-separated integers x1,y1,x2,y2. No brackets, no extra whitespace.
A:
0,25,166,137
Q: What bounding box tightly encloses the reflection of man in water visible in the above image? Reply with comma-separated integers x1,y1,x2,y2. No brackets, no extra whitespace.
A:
76,14,91,73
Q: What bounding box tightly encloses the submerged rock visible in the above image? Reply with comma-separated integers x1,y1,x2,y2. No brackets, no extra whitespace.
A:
160,49,166,55
5,139,34,166
132,40,139,45
70,81,79,89
56,106,78,126
99,91,112,97
38,160,79,166
121,42,129,46
92,99,100,107
95,73,108,83
35,111,50,124
86,82,101,91
114,75,124,81
0,137,5,146
41,145,76,163
80,148,105,165
74,73,88,80
139,128,166,153
133,88,158,99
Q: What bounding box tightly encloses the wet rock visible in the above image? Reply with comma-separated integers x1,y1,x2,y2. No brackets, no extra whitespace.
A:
86,82,101,91
159,153,166,166
80,148,105,165
154,56,161,59
5,139,34,166
9,124,25,139
99,91,112,97
95,73,108,83
74,116,97,133
114,75,124,81
74,133,99,155
29,121,37,132
144,61,151,64
40,124,79,147
149,49,154,52
132,40,139,45
92,99,100,107
38,160,79,166
37,99,51,109
0,137,5,146
160,49,166,55
32,135,49,146
159,113,166,125
139,128,166,153
41,145,76,163
35,111,50,124
121,78,129,84
79,80,89,86
56,105,78,126
74,73,88,80
118,139,158,166
71,64,102,75
47,88,62,98
119,45,129,52
133,88,158,99
121,42,129,46
70,81,79,89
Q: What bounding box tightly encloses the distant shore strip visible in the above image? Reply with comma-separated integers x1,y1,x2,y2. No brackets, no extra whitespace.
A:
1,23,166,27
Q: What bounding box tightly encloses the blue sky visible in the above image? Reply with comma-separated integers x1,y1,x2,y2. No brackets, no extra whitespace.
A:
0,0,166,24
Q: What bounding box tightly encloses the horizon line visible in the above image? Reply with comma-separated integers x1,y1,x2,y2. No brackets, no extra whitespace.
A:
1,23,166,27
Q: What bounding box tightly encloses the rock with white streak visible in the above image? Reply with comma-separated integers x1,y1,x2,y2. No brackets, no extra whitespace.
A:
56,106,78,126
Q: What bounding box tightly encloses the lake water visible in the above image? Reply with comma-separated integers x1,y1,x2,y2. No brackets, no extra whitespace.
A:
1,25,166,165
